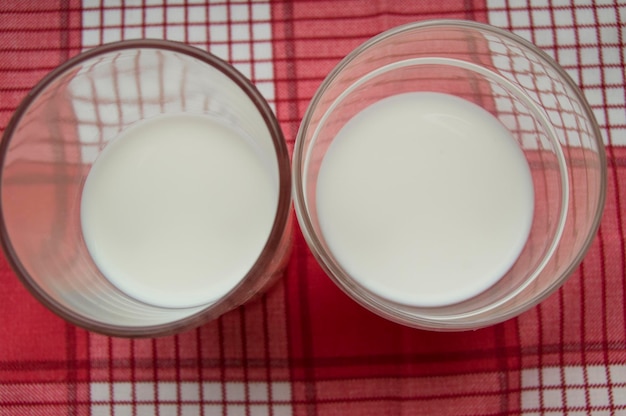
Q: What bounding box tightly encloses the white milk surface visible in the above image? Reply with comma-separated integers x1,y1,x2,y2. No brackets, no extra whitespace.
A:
81,114,277,308
316,92,534,307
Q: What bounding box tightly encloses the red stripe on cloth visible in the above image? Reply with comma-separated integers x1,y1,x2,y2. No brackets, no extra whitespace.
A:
271,0,490,148
489,0,625,413
0,0,82,130
0,12,88,416
2,0,293,412
271,1,524,415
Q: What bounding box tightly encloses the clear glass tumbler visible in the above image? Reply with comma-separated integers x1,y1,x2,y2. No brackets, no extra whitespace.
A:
293,20,606,330
0,40,292,337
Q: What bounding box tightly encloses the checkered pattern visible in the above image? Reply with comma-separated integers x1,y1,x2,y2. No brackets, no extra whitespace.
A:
76,0,276,165
0,1,625,415
485,33,600,150
90,381,292,415
487,2,626,415
521,365,626,414
80,0,275,107
487,0,626,146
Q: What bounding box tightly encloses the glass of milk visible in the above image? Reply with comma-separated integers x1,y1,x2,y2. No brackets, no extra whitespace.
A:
293,20,606,330
0,40,292,337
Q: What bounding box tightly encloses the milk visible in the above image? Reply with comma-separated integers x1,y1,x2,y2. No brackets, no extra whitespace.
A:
316,92,534,307
80,114,278,309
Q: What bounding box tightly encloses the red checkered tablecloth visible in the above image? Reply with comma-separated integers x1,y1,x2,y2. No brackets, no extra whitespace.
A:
1,1,625,415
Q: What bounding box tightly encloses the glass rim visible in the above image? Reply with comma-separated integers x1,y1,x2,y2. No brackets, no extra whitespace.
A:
292,19,607,330
0,39,292,337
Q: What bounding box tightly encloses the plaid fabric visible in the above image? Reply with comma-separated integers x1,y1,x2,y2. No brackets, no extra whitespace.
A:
0,0,624,415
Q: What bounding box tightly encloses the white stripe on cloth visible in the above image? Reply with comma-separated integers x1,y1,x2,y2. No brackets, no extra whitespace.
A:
521,364,626,414
90,381,293,416
78,0,276,163
487,0,626,146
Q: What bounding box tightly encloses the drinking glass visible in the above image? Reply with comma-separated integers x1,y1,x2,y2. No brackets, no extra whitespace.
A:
0,40,292,337
293,20,606,330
